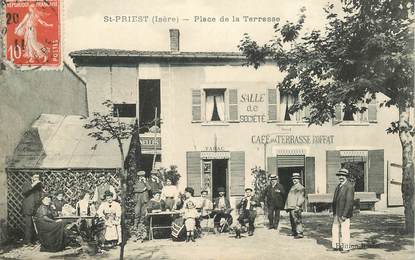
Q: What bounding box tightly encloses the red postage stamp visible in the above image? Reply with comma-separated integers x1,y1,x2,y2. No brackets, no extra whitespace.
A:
5,0,61,68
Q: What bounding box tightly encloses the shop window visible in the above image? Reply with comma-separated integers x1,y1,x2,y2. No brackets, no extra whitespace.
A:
113,103,136,117
204,89,226,122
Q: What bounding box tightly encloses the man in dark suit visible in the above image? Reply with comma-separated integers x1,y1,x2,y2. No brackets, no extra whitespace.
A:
262,175,286,230
331,168,355,253
236,187,260,237
22,174,42,245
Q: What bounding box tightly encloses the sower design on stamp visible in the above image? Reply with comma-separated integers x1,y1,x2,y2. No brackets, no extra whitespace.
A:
5,0,61,69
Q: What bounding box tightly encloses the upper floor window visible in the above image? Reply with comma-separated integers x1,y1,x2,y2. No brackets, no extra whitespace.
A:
335,98,377,124
113,103,136,117
280,93,299,122
205,89,226,122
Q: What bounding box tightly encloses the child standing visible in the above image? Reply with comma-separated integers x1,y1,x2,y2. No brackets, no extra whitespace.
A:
183,200,199,242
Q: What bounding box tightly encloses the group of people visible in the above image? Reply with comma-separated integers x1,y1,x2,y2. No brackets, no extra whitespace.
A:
21,167,355,253
21,173,123,251
261,168,356,254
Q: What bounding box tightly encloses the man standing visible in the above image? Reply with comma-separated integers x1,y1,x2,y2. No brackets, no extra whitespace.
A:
22,174,42,245
263,175,286,230
331,168,355,253
236,187,260,237
284,172,305,239
133,171,151,226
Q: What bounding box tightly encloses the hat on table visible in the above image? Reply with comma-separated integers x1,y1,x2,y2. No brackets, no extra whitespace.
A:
336,168,349,177
292,172,301,179
137,171,146,176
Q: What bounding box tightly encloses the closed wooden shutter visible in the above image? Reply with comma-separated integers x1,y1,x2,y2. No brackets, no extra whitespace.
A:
267,157,277,176
368,149,384,194
192,89,202,122
332,104,342,125
326,150,341,193
267,89,278,122
230,151,245,196
305,157,315,194
277,155,305,167
368,99,377,122
228,89,239,122
186,151,202,195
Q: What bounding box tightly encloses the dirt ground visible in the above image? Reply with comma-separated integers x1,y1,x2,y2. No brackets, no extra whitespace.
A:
1,212,414,260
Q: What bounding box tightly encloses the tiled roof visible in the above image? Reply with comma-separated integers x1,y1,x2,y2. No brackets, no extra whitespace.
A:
69,49,244,58
69,49,248,65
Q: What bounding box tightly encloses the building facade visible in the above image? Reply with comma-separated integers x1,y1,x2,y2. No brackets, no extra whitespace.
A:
70,29,404,209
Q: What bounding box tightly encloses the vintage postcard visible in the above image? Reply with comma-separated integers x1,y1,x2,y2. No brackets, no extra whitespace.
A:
0,0,414,259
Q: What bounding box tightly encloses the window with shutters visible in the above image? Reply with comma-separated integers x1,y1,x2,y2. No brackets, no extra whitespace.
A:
334,95,377,125
204,89,226,122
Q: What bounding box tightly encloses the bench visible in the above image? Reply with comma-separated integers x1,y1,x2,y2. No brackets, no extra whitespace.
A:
307,192,379,212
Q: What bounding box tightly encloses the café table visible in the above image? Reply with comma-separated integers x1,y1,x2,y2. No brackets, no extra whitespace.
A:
147,211,181,240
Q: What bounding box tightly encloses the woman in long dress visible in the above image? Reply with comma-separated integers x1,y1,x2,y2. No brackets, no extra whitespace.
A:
34,196,67,252
14,4,53,63
96,191,122,245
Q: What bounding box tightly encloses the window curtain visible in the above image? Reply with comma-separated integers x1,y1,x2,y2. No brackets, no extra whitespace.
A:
280,94,296,121
215,95,225,121
205,95,215,121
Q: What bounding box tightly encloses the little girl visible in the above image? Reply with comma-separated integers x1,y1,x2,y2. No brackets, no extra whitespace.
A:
183,200,199,242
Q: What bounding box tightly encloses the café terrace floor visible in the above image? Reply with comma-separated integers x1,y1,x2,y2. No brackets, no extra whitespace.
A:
1,210,414,260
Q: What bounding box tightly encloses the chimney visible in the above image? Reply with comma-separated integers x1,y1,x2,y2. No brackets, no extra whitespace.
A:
169,29,180,53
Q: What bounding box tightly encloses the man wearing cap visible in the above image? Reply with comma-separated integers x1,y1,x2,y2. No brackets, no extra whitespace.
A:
213,187,233,231
263,175,286,230
236,187,260,236
284,172,305,238
133,171,151,226
331,168,355,253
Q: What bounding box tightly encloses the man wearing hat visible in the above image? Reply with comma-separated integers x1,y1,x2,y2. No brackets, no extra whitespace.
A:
331,168,355,253
213,187,233,231
133,171,151,227
262,174,286,230
236,187,260,236
284,172,305,238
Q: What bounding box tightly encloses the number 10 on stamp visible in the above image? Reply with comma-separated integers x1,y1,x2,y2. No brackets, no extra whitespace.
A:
5,0,61,68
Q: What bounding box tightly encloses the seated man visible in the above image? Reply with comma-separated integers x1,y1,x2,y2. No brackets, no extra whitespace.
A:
212,187,233,232
199,190,213,218
97,191,122,246
236,187,260,237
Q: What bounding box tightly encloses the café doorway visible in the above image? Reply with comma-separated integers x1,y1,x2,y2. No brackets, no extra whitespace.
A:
278,166,305,192
210,159,229,198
